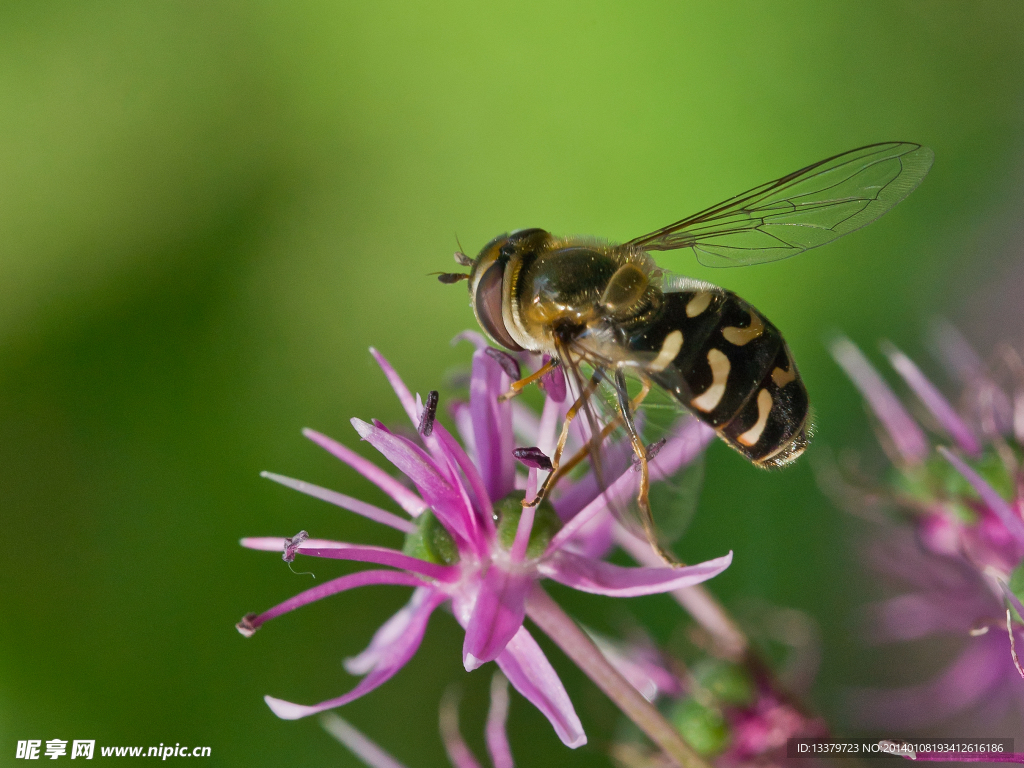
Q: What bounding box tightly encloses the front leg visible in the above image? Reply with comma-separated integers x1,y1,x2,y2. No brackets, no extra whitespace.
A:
522,368,602,508
498,357,560,402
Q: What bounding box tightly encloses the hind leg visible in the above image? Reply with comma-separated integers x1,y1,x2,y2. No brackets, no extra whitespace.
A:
613,369,680,565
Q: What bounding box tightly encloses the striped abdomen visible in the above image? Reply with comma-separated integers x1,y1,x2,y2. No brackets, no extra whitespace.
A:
628,287,809,467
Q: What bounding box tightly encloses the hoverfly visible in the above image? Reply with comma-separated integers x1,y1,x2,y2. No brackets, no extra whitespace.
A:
439,142,933,558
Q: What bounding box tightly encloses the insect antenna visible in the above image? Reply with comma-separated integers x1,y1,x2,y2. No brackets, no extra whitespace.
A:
432,271,470,284
453,236,473,267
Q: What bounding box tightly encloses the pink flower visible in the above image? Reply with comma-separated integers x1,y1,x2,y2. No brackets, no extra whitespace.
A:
600,629,825,766
829,332,1024,727
238,336,730,748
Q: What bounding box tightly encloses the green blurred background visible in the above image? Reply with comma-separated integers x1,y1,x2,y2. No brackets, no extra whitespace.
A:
1,1,1022,765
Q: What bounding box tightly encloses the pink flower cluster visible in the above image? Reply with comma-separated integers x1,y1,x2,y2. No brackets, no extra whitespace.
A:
830,330,1024,727
238,336,730,747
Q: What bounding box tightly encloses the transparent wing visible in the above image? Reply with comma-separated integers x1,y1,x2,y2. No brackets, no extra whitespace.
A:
626,142,934,267
582,358,709,551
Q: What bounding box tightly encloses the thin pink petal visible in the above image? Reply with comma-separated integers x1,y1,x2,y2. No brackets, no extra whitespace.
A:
241,538,456,581
561,506,615,559
551,416,710,543
485,673,514,768
422,415,484,547
546,465,639,554
463,565,531,670
352,418,473,544
551,436,634,522
831,336,929,465
453,330,489,351
539,357,566,403
538,549,732,596
322,714,410,768
451,401,478,462
864,592,989,643
588,632,665,703
649,417,716,479
346,586,441,674
241,535,329,551
883,342,981,456
294,542,459,581
496,626,586,748
265,589,447,720
939,446,1024,545
422,413,495,549
433,421,495,537
304,428,428,516
614,525,748,660
260,472,415,533
440,690,484,768
511,493,536,561
379,358,447,475
243,570,426,631
471,349,515,502
510,401,541,447
849,631,1008,728
370,347,420,428
553,410,703,524
536,394,561,462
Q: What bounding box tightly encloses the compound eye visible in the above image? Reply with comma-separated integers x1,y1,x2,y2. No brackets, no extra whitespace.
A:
474,260,525,352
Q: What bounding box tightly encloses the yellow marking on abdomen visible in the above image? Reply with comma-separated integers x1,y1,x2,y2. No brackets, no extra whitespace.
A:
647,330,683,373
685,292,713,318
691,349,730,412
772,365,796,387
737,389,772,446
722,311,764,346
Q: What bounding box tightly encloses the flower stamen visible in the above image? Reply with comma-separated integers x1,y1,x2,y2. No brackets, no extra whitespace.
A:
512,446,553,471
418,390,440,436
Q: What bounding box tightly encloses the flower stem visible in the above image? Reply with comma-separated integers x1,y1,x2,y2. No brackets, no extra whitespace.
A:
525,584,711,768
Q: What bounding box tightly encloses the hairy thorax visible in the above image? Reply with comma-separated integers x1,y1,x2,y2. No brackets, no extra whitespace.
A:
510,241,661,355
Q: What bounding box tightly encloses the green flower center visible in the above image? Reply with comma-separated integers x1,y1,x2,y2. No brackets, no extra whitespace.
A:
402,510,460,566
493,491,562,559
897,445,1020,523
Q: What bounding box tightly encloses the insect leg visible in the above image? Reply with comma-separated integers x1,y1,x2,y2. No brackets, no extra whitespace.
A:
498,357,560,402
545,379,652,486
522,368,602,508
613,368,680,565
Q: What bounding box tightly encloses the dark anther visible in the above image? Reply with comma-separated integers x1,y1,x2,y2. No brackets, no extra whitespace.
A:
485,347,522,382
633,438,667,471
419,390,440,436
437,272,469,284
283,530,309,563
236,613,260,637
513,446,553,471
454,251,473,267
